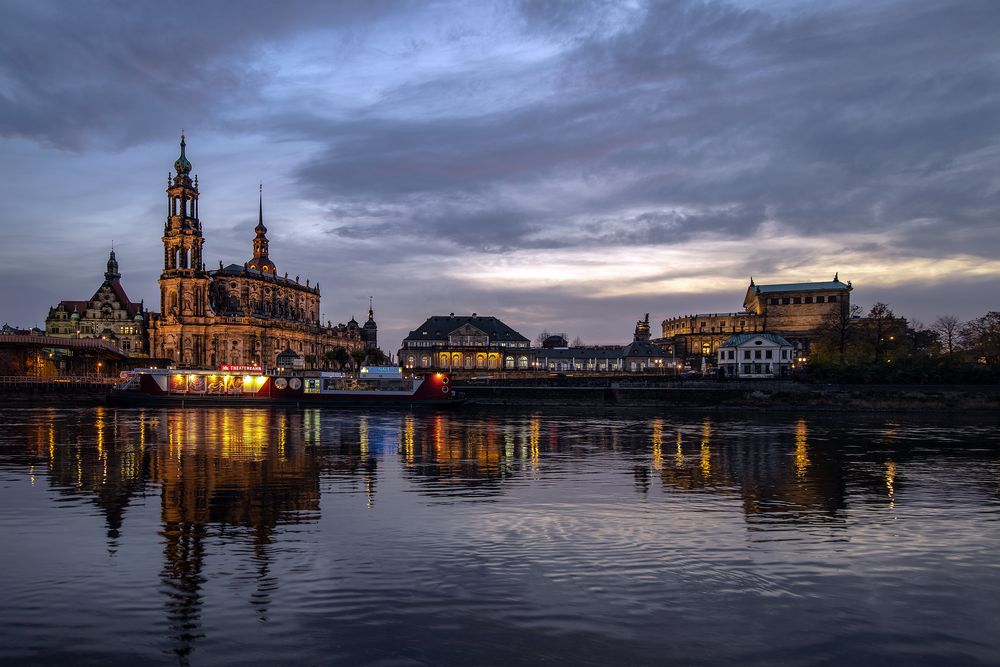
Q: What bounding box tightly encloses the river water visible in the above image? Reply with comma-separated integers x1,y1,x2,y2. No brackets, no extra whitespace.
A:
0,406,998,666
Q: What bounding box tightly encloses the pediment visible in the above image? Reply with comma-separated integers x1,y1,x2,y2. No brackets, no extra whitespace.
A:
450,323,487,337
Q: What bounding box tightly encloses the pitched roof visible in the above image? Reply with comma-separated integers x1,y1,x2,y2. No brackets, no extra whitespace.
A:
213,264,319,292
721,332,792,347
535,341,666,360
54,300,88,314
754,281,850,293
621,340,666,358
404,315,529,342
107,280,142,317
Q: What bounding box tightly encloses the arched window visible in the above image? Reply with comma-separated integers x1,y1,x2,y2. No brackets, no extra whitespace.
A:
518,356,528,369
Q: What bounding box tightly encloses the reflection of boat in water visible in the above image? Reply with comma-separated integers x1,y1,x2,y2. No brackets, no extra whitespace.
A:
109,366,461,408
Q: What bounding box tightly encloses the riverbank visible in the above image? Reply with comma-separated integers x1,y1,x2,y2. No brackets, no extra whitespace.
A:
1,379,998,412
455,381,1000,412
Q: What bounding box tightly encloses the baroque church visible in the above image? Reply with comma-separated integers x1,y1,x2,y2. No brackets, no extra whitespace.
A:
148,135,376,368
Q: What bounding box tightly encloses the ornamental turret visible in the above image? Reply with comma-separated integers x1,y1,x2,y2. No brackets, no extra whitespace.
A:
105,248,120,282
245,184,276,274
634,313,651,342
362,297,378,350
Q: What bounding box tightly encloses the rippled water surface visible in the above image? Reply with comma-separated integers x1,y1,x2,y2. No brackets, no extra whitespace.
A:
1,407,999,666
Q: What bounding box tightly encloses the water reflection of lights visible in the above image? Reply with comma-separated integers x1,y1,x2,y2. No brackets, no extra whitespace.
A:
403,415,415,463
359,415,369,457
675,431,684,467
529,416,541,471
651,418,663,471
885,460,897,508
700,420,712,478
794,419,810,478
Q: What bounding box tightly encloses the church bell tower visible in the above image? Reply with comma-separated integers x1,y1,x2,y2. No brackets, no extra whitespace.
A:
162,133,205,277
154,134,213,366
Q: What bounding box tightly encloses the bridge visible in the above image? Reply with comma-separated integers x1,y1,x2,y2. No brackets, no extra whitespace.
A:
0,333,132,378
0,334,128,357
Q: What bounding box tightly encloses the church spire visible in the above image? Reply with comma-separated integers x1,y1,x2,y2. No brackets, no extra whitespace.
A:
174,132,192,178
245,184,275,274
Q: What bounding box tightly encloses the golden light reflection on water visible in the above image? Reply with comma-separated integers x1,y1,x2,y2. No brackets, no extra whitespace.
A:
651,418,663,471
675,430,684,467
359,415,369,458
403,415,415,464
529,415,541,472
885,460,897,509
794,419,810,478
700,420,712,478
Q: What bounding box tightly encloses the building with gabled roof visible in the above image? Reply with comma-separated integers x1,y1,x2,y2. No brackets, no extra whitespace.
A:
45,249,148,355
716,332,794,378
398,313,532,372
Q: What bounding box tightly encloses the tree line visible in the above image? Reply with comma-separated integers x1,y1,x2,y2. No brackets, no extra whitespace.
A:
807,303,1000,383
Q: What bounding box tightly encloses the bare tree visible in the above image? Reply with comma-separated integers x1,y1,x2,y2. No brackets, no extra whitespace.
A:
571,336,583,347
960,312,1000,365
534,330,551,347
932,315,960,356
864,302,897,364
819,301,862,364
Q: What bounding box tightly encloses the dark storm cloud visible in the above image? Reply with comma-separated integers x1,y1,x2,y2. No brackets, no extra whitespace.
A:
2,0,999,343
283,0,1000,255
0,0,408,149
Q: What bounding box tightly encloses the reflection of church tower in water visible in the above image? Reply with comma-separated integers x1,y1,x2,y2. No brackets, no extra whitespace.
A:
151,410,323,660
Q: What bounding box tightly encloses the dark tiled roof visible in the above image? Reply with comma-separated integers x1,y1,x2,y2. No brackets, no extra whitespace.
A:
213,264,319,292
535,346,623,360
107,280,142,317
54,300,88,313
535,342,666,360
621,340,666,358
404,315,529,343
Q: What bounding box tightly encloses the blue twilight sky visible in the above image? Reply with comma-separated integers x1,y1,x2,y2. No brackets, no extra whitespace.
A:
1,0,999,349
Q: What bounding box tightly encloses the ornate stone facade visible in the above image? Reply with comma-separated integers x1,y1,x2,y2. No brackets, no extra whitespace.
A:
148,136,363,368
659,275,853,361
45,249,147,355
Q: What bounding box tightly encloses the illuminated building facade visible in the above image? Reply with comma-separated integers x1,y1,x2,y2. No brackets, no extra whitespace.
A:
399,314,532,372
45,249,148,354
535,314,667,372
659,275,852,361
148,136,363,368
716,332,794,378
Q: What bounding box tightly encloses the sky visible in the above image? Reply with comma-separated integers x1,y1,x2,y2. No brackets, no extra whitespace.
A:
1,0,998,351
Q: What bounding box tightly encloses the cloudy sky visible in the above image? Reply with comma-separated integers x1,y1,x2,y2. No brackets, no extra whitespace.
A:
1,0,998,349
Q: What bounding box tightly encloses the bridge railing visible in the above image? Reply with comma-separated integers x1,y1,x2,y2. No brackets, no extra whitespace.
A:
0,375,118,387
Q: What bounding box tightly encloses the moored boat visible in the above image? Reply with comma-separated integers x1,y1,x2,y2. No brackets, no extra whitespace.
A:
108,365,461,408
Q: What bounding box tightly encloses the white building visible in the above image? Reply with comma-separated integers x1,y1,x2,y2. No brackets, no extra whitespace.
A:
717,333,794,378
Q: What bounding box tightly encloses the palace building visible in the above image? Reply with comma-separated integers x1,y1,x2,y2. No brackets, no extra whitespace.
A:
660,275,852,360
45,249,148,355
399,314,532,372
148,135,367,368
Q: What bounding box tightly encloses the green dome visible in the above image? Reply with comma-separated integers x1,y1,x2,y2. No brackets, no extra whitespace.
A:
174,134,192,175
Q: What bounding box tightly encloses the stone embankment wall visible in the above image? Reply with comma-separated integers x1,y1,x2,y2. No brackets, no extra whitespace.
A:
455,382,1000,412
